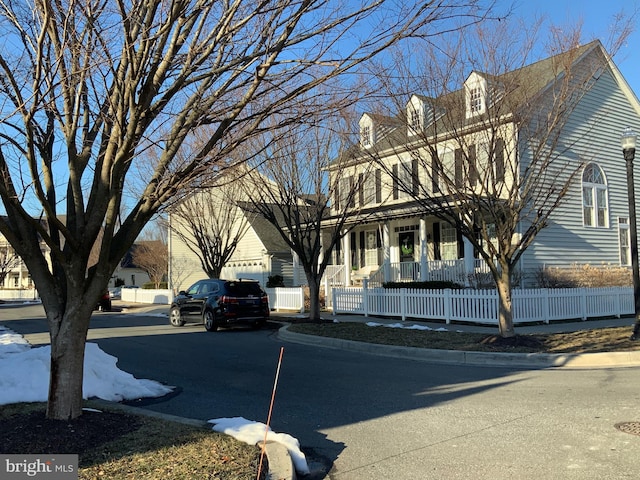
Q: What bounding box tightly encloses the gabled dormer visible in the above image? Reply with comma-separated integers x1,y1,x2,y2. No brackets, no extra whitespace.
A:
359,113,375,148
465,71,488,119
406,95,425,137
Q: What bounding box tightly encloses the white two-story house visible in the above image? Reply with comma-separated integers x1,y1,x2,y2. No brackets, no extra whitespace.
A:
323,40,640,287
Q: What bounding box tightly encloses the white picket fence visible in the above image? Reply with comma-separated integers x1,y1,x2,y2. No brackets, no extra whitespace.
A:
332,286,634,325
0,289,39,301
121,288,173,304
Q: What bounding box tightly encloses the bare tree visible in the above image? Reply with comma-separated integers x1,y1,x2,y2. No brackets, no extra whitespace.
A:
244,112,371,322
131,240,168,288
0,0,494,419
365,20,632,338
0,242,21,287
168,171,252,279
168,255,198,294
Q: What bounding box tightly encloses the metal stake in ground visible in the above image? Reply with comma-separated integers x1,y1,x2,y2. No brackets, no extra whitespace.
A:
257,346,285,479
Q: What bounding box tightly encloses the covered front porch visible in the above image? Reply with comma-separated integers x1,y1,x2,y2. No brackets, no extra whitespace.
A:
324,216,491,287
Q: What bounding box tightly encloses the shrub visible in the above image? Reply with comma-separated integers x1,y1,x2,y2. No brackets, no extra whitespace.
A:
266,275,285,288
142,282,168,289
534,264,631,288
382,280,464,289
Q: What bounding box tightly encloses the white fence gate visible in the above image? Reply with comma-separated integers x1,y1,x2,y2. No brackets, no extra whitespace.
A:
332,286,633,325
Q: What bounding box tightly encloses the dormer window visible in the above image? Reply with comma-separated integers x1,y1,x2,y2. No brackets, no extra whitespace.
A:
469,87,483,114
465,72,487,118
409,109,421,132
359,113,376,148
361,125,371,147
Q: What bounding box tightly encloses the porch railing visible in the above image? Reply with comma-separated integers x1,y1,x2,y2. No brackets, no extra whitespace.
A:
330,259,493,288
373,260,472,285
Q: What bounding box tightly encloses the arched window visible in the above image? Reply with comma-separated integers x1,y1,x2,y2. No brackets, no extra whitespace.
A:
582,163,608,228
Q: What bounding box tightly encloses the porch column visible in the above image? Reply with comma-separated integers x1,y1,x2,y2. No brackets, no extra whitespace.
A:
463,236,475,285
419,217,428,281
343,231,352,286
382,222,391,283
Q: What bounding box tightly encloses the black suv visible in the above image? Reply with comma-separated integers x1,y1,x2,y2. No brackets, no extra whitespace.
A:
169,279,269,331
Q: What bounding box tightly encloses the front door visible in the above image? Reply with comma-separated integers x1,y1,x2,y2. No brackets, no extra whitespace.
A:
399,232,415,263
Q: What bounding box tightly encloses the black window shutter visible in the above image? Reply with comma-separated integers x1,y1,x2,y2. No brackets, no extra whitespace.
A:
454,149,463,188
412,158,419,195
358,173,364,206
349,176,355,208
431,153,440,193
375,169,382,203
433,222,441,260
495,138,505,182
457,229,464,259
469,144,477,187
392,164,399,200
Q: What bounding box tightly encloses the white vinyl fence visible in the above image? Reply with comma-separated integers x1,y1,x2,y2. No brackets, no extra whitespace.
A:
332,286,634,325
0,289,39,301
265,287,305,312
119,286,305,312
121,288,173,304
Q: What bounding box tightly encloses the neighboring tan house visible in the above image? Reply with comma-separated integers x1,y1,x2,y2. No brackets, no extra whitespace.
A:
323,40,640,287
167,175,297,292
0,235,34,289
0,217,49,291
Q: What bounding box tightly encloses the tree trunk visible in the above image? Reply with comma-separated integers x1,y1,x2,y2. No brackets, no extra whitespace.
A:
306,274,322,322
496,267,515,338
45,300,93,420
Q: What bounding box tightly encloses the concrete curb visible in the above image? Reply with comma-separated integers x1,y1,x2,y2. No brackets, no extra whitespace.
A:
91,400,295,480
277,325,640,369
260,441,297,480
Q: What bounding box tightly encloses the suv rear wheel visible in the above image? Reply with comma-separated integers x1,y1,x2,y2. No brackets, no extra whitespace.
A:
170,306,185,327
203,309,218,332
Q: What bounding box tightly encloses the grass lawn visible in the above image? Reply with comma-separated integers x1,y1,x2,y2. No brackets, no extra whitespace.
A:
286,321,640,353
0,401,266,480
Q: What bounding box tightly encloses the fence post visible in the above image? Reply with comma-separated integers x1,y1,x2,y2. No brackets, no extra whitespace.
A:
444,288,451,324
362,279,369,317
580,288,587,320
543,288,550,324
332,287,337,315
299,287,305,313
401,287,406,321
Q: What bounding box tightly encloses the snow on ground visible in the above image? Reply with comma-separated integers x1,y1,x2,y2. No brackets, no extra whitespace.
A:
0,323,309,474
365,321,450,331
209,417,310,475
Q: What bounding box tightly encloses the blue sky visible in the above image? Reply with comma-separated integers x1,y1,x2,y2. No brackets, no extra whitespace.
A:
511,0,640,98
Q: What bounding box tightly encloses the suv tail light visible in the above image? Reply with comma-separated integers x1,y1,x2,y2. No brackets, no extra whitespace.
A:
221,295,239,304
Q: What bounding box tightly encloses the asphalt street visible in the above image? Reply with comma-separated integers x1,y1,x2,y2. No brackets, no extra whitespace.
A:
2,303,640,479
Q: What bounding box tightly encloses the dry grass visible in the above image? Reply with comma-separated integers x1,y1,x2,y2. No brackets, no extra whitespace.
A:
286,321,640,354
0,402,266,480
